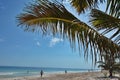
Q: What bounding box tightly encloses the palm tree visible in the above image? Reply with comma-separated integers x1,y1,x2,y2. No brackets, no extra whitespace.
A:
16,0,120,63
90,9,120,44
97,53,120,77
70,0,120,17
69,0,120,43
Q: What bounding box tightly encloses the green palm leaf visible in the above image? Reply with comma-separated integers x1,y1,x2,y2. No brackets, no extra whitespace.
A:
90,9,120,44
17,0,120,62
106,0,120,18
69,0,105,14
69,0,120,17
98,65,106,69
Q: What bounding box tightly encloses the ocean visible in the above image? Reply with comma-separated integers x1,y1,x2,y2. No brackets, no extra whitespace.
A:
0,66,99,78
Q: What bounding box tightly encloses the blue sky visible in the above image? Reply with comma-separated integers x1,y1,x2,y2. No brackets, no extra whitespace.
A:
0,0,104,68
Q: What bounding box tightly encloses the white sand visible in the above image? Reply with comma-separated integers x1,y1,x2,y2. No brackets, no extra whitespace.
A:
0,72,119,80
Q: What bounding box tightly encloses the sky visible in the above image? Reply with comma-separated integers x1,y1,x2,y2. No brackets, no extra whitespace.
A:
0,0,105,69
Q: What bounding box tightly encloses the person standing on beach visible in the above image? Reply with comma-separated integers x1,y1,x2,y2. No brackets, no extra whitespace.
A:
27,70,29,74
40,70,43,77
65,70,67,74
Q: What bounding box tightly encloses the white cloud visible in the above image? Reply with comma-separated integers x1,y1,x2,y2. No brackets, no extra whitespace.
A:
49,38,63,47
34,38,41,47
36,41,40,46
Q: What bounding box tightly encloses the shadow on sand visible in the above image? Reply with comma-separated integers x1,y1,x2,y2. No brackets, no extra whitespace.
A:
96,76,120,80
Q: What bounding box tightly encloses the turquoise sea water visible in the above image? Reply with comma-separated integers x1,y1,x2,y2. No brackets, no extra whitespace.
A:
0,66,99,78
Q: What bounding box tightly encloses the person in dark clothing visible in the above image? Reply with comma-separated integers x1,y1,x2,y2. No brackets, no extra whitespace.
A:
65,70,67,74
40,70,43,77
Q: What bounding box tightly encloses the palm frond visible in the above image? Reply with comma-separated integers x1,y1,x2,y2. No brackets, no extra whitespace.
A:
97,61,104,63
106,0,120,18
17,0,120,62
69,0,105,14
90,9,120,44
98,65,106,69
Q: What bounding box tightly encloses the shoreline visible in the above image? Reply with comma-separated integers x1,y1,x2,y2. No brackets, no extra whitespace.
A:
0,70,98,78
0,71,119,80
0,71,96,80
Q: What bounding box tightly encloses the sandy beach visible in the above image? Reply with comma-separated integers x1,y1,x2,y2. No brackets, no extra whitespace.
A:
0,72,120,80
